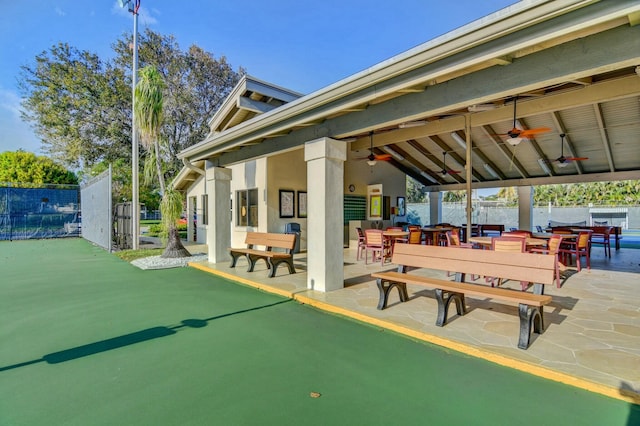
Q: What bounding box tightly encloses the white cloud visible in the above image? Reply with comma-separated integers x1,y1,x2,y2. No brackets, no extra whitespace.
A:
0,88,22,118
0,87,42,154
55,7,66,17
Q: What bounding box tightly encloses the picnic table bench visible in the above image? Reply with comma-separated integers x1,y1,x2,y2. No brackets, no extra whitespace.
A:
229,232,296,278
371,244,556,349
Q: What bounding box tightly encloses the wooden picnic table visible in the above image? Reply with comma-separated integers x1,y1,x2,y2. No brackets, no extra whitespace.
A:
382,230,410,256
421,227,452,246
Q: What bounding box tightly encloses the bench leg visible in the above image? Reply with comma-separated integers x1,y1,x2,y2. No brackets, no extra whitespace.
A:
229,251,246,268
518,304,544,350
376,278,409,310
267,258,296,278
246,254,269,272
434,289,466,326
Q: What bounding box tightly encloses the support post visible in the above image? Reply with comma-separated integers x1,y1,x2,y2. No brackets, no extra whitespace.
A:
205,163,232,263
304,138,346,292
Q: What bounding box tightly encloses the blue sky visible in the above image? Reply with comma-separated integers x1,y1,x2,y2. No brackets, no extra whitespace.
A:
0,0,515,155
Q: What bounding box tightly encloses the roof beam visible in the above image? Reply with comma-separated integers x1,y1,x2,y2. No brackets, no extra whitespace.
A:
351,74,640,151
549,111,584,174
237,96,278,114
593,103,616,172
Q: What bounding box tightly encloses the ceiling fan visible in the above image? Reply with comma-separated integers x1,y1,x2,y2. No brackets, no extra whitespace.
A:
357,131,392,166
497,96,551,146
555,133,588,167
439,151,460,175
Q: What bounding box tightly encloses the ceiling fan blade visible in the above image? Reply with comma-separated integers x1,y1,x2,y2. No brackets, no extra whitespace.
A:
374,154,392,161
565,156,589,161
519,127,551,137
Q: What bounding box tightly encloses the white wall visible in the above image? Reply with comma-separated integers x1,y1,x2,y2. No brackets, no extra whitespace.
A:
344,148,407,218
185,143,407,254
267,149,308,250
229,159,268,248
185,175,208,244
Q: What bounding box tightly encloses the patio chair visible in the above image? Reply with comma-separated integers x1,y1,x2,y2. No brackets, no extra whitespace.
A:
446,230,478,280
364,229,391,265
502,229,533,238
490,236,527,288
558,231,591,271
355,227,366,261
407,229,423,244
529,235,564,287
590,226,612,258
446,230,472,248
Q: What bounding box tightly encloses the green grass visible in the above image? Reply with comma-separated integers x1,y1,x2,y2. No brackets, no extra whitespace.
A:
114,247,164,261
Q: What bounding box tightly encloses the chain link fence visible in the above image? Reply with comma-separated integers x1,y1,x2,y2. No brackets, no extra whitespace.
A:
0,183,80,240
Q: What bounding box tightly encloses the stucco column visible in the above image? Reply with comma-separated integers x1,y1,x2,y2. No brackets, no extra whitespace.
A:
205,163,232,263
518,186,534,231
304,137,347,292
429,191,442,225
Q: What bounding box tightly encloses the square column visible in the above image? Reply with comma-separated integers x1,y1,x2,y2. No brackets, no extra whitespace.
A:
304,138,347,292
205,163,232,263
517,186,534,231
429,191,442,225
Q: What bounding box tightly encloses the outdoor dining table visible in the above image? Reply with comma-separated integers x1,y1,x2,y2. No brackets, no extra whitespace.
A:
421,227,452,246
382,230,410,257
533,232,578,240
468,236,548,249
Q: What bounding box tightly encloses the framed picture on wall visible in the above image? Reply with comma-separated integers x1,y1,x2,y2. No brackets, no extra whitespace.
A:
297,191,307,218
279,190,295,218
397,196,406,216
370,195,382,218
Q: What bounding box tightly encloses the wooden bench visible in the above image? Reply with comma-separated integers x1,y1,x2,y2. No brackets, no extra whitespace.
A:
371,244,556,349
229,232,296,278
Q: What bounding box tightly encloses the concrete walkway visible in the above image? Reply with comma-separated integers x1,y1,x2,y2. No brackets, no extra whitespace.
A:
190,244,640,404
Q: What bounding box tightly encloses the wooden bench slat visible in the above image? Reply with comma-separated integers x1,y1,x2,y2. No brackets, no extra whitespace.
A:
371,272,551,306
391,244,556,286
372,243,557,349
229,232,296,278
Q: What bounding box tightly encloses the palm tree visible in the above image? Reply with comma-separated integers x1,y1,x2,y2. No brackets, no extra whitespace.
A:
135,66,190,258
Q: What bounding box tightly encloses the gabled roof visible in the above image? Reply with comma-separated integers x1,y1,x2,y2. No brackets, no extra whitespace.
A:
174,76,301,190
176,0,640,192
207,75,302,134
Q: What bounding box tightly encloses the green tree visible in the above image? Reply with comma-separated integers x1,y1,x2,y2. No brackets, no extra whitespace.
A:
135,66,189,258
533,181,640,206
406,176,426,203
19,28,244,176
0,150,78,186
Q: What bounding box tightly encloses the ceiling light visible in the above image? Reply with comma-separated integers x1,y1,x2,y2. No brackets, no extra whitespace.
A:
367,159,377,166
557,161,569,168
483,163,499,178
506,137,523,146
399,121,427,128
450,132,467,150
382,146,404,161
537,158,551,174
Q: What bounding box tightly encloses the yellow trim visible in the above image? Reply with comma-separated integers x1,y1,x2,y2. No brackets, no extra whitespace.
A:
188,261,640,405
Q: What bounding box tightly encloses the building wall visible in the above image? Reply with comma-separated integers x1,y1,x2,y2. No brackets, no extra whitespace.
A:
185,143,408,253
267,149,308,250
185,175,207,244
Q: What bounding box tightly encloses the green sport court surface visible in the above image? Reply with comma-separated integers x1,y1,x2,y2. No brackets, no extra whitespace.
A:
1,239,638,425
